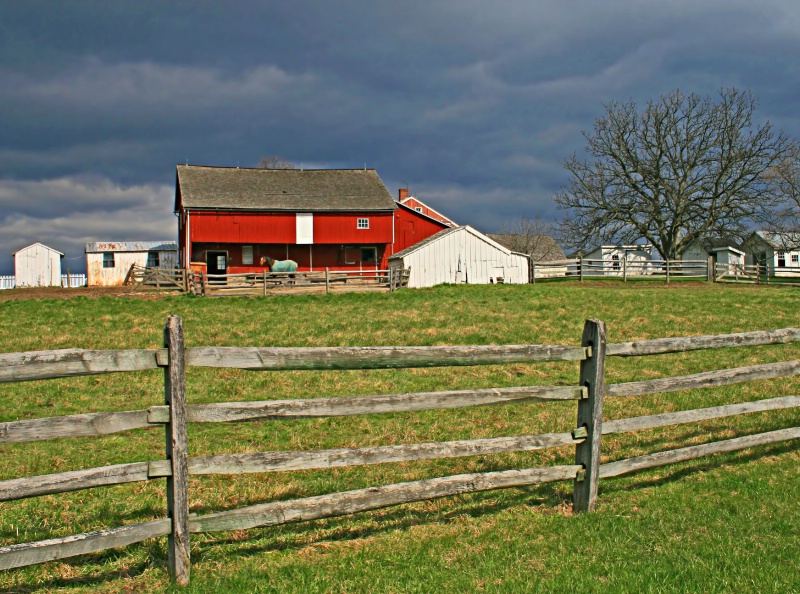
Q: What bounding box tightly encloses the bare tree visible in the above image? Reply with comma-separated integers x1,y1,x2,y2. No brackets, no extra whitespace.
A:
491,216,564,261
554,89,794,259
257,155,297,169
762,148,800,248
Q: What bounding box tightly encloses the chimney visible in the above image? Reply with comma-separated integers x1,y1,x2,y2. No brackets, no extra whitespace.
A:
398,188,409,202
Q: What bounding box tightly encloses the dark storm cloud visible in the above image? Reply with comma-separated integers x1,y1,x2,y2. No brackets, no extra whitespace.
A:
1,1,800,273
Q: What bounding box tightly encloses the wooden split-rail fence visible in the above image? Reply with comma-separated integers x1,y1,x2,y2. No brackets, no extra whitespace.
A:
124,265,188,292
0,322,799,585
187,267,410,297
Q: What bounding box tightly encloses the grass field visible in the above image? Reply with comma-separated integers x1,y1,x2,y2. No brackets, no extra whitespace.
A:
0,281,799,593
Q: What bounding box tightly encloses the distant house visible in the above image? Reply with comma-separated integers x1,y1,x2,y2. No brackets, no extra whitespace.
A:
398,189,457,227
85,241,178,286
12,243,63,287
388,225,529,288
681,237,745,273
743,231,800,275
571,245,655,276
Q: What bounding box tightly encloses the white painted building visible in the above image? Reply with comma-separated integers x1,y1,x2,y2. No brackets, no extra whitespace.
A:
12,243,64,287
744,231,800,276
681,237,744,273
576,245,655,276
388,225,529,288
85,241,178,286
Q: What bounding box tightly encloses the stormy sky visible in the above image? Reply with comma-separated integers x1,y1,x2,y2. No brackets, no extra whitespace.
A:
2,1,800,274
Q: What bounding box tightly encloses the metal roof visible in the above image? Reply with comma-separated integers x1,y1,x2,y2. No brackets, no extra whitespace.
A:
389,225,516,260
84,241,178,253
176,165,396,212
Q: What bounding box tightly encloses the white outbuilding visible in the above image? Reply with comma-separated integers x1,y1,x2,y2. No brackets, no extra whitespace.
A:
388,225,530,288
12,243,64,287
85,241,179,286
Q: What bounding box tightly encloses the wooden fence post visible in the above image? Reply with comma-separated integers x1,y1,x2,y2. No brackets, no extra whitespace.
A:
573,318,606,513
707,256,714,283
665,259,670,284
579,259,584,282
531,260,536,284
326,267,331,294
164,316,190,585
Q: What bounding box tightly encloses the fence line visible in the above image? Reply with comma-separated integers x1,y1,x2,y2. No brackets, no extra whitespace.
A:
0,275,87,290
1,322,799,584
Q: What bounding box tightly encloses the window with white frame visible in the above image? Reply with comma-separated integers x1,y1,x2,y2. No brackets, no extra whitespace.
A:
357,218,369,229
242,245,254,265
792,254,799,264
102,253,115,268
414,207,422,213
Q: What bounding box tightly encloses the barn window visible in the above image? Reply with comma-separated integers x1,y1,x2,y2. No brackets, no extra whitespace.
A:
778,251,786,267
242,246,254,265
102,253,115,268
792,254,799,264
146,251,160,268
357,218,369,229
414,207,422,213
612,254,620,270
361,247,377,263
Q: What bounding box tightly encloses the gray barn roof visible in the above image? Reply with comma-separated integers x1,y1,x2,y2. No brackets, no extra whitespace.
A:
176,165,396,212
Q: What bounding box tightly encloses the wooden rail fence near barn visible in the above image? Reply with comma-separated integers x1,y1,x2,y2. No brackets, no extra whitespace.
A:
187,267,410,297
1,322,799,585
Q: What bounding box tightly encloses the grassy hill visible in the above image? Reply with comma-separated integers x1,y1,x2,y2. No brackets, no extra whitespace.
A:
0,282,799,592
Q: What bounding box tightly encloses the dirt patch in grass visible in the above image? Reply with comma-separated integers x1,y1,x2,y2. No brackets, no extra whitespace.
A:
0,286,177,301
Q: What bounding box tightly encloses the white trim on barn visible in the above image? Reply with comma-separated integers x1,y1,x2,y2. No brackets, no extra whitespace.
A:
12,243,64,287
85,241,178,286
388,225,530,288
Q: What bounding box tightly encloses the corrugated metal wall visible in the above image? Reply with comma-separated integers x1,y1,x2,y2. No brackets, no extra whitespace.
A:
87,250,178,286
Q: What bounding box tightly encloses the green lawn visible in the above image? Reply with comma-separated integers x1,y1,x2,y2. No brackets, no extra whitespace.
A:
0,281,799,593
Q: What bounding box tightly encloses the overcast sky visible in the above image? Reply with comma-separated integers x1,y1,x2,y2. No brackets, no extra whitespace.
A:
3,1,800,274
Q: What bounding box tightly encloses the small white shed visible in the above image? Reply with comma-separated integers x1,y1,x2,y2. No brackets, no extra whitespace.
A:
12,243,64,287
388,225,530,288
85,241,178,286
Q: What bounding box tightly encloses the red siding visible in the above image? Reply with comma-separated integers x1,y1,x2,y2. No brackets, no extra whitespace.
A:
313,212,393,244
187,211,393,244
190,212,296,243
390,207,449,255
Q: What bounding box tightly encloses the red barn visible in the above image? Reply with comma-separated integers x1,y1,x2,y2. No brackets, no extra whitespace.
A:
175,165,450,274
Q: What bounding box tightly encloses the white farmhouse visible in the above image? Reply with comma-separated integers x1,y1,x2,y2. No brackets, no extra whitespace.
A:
12,243,63,287
744,231,800,276
85,241,178,286
388,225,529,288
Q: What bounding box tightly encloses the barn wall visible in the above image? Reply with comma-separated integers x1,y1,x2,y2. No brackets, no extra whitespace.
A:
14,245,61,287
87,250,178,286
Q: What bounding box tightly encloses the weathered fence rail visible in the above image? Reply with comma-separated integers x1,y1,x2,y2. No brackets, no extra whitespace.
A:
188,267,410,297
715,262,800,286
1,322,799,585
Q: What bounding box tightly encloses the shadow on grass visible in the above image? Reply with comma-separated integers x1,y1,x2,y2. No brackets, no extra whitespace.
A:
7,441,796,591
599,440,798,496
1,541,165,593
189,478,572,564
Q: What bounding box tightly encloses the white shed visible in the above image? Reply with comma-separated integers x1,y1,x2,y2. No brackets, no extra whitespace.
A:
388,225,530,288
577,245,655,276
12,243,63,287
85,241,178,286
